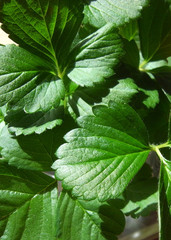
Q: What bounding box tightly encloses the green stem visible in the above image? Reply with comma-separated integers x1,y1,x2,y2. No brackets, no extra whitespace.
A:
139,60,148,71
150,142,170,150
150,142,171,165
63,96,68,114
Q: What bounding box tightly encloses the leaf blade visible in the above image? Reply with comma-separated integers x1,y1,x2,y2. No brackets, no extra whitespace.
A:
0,45,65,113
0,0,83,67
53,102,150,201
159,161,171,240
57,191,125,240
84,0,148,28
139,0,171,62
67,24,124,87
0,164,58,240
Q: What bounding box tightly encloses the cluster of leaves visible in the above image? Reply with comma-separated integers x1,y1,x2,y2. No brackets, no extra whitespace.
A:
0,0,170,239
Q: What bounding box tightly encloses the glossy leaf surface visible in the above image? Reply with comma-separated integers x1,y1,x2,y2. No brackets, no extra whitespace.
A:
0,125,59,170
57,191,125,240
0,45,65,113
0,164,57,240
0,0,83,65
67,24,123,87
84,0,148,28
53,102,150,201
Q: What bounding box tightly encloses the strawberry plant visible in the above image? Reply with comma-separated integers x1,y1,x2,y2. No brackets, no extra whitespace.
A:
0,0,171,239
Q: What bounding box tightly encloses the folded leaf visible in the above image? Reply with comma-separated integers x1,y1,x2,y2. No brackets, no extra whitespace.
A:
142,91,171,145
0,164,57,240
57,191,125,240
53,102,150,201
84,0,148,28
147,60,171,98
67,24,123,87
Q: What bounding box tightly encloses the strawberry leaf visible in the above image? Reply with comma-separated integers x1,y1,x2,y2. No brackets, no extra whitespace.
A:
0,163,57,240
84,0,149,28
57,191,125,240
53,102,150,201
67,24,124,87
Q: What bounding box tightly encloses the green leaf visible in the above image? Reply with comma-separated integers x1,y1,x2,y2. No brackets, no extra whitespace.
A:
0,163,57,240
122,39,140,69
119,20,138,41
122,164,158,217
68,93,93,120
67,23,124,87
102,77,159,109
0,107,5,124
0,125,59,171
169,107,171,142
53,102,150,201
142,91,171,144
5,107,63,136
138,86,159,109
0,45,65,112
159,161,171,240
0,0,83,67
147,59,171,98
83,0,148,28
68,82,113,119
0,114,77,170
57,191,125,240
102,78,138,105
139,0,171,63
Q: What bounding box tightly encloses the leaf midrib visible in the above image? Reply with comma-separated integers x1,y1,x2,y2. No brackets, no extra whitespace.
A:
76,199,102,235
58,149,150,165
68,133,147,150
13,0,54,55
11,0,61,77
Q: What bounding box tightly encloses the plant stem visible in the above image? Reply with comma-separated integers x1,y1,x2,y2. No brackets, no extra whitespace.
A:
139,60,148,71
150,142,171,165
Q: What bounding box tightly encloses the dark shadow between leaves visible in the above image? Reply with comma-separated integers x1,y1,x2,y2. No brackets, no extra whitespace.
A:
2,114,77,171
68,77,116,117
5,106,64,130
156,73,171,95
58,190,125,240
83,0,97,4
99,199,125,240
